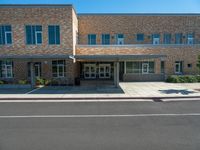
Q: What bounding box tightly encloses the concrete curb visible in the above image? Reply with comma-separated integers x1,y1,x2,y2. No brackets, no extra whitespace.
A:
0,96,200,101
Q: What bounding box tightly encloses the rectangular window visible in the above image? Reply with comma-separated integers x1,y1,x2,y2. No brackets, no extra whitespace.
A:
175,33,182,44
52,60,66,78
161,61,165,74
48,25,60,45
0,25,12,45
101,34,110,45
175,61,183,74
0,60,13,78
163,34,171,44
136,34,144,42
116,34,124,45
187,33,194,44
152,34,160,44
126,61,154,74
88,34,96,45
26,25,42,45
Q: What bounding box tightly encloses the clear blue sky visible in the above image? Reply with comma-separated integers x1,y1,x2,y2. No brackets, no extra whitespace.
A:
1,0,200,13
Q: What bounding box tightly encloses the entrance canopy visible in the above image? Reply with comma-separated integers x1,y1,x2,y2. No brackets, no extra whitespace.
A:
73,54,167,61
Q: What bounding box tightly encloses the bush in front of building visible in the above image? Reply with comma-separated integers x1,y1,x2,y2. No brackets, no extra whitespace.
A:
18,80,28,84
0,80,4,84
166,75,199,83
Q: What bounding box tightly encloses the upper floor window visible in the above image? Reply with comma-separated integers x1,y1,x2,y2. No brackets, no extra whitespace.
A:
0,60,13,78
0,25,12,45
136,34,144,42
163,33,171,44
116,34,124,45
52,60,66,78
26,25,42,45
175,33,183,44
88,34,96,45
101,34,110,45
152,34,160,44
48,25,60,45
187,33,194,45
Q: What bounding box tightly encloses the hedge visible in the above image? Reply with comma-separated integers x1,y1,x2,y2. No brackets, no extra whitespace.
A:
166,75,200,83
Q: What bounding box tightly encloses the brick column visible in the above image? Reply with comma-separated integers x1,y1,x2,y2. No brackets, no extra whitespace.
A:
155,58,161,74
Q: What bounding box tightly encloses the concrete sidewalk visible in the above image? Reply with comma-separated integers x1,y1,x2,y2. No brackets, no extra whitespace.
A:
0,82,200,99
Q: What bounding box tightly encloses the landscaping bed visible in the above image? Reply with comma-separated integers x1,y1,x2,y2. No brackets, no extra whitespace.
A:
166,75,200,83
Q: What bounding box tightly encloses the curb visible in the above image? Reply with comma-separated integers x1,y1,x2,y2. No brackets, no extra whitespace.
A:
0,96,200,101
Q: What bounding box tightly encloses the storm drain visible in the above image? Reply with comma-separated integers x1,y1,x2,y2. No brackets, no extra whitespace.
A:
153,98,163,102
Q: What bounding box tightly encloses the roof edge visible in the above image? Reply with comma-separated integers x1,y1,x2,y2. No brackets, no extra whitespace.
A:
78,13,200,16
0,4,74,8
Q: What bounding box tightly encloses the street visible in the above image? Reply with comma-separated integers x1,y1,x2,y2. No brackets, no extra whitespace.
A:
0,100,200,150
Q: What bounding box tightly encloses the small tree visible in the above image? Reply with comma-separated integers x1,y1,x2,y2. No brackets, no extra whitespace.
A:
197,55,200,74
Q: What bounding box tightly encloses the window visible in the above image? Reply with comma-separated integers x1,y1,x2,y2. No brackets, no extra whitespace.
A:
26,25,42,45
175,61,183,74
126,61,154,74
136,34,144,42
187,33,194,45
48,25,60,45
101,34,110,45
0,25,12,45
116,34,124,45
175,33,182,44
52,60,66,77
187,63,192,68
27,62,41,77
0,60,13,78
88,34,96,45
163,34,171,44
161,61,165,74
152,34,160,44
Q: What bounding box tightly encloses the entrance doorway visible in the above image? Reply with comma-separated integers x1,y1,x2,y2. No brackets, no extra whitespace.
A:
84,64,96,79
99,64,111,78
142,63,149,74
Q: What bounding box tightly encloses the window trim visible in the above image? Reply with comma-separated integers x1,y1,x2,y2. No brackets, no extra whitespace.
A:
0,25,12,45
25,25,42,45
48,25,60,45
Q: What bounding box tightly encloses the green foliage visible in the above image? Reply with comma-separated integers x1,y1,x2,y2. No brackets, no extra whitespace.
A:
36,78,45,85
0,80,4,84
18,80,27,85
166,75,199,83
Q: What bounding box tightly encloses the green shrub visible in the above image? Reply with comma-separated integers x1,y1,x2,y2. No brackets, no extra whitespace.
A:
0,80,4,84
18,80,27,85
166,75,199,83
36,78,45,85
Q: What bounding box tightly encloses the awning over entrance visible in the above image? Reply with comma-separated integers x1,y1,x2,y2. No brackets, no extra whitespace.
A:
73,54,167,61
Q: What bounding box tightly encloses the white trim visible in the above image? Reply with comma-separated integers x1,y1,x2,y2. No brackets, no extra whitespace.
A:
5,31,12,45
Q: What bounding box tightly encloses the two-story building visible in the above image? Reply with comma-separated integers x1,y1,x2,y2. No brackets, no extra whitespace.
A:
0,4,200,86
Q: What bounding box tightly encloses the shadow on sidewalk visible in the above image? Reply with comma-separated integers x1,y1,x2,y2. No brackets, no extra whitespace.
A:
159,89,197,95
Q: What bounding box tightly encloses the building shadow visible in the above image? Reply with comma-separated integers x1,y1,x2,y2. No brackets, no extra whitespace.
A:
159,89,197,95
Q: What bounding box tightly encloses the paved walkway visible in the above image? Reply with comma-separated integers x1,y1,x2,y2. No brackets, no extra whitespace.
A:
0,82,200,99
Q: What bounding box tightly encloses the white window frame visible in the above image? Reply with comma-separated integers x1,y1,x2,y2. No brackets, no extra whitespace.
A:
5,31,12,45
1,62,13,78
116,34,124,45
142,63,149,74
175,62,182,74
153,38,160,45
99,64,111,79
187,37,194,45
56,64,65,78
35,31,42,45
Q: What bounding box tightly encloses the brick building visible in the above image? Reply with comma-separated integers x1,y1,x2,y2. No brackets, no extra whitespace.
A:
0,4,200,86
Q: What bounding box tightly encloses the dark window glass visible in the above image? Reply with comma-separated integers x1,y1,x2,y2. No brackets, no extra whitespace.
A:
52,60,66,77
163,34,171,44
187,64,192,68
88,34,96,45
175,33,182,44
26,25,42,45
136,34,144,41
161,61,165,73
0,25,12,45
48,25,60,45
102,34,110,45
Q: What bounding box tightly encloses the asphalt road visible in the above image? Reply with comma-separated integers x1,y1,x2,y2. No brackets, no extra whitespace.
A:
0,100,200,150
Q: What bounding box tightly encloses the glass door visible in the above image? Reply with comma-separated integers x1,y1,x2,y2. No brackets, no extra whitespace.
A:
99,64,111,78
84,64,96,79
142,63,149,74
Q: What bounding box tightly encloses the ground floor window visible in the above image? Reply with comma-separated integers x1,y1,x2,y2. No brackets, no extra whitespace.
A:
126,61,155,74
52,60,66,78
175,61,183,74
0,60,13,78
27,62,42,78
161,61,165,74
